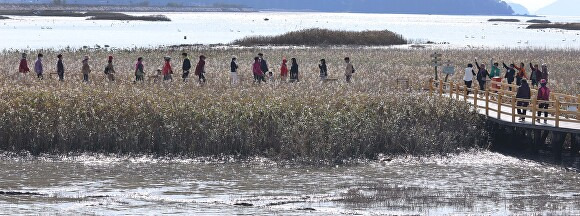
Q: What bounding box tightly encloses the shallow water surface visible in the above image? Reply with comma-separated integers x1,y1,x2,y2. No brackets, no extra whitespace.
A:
0,151,579,215
2,12,580,49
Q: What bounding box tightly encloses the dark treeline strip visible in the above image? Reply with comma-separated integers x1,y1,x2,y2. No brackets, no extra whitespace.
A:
527,19,551,24
527,23,580,30
0,10,170,21
488,18,520,22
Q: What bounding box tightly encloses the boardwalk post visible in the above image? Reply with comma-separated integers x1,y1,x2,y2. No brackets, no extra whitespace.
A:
555,99,560,128
463,84,467,102
577,94,579,120
450,82,454,98
485,90,489,116
474,88,478,110
497,92,502,119
439,80,443,97
456,83,460,100
511,96,516,123
532,97,537,125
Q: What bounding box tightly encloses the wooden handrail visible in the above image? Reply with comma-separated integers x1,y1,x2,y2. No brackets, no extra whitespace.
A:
427,79,580,128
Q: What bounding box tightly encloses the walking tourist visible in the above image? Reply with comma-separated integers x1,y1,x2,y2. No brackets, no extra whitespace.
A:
162,56,173,81
182,53,191,82
56,54,64,81
81,55,91,83
516,79,531,122
230,56,238,85
195,55,206,83
537,79,550,124
344,57,354,83
319,59,328,81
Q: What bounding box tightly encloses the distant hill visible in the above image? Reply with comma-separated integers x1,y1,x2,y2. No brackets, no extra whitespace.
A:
536,0,579,16
1,0,515,15
508,3,529,15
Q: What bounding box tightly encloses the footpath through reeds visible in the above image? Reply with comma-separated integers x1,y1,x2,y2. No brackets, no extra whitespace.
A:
2,47,578,162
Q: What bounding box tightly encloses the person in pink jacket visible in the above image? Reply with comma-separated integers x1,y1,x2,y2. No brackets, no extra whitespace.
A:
536,79,550,124
253,57,265,83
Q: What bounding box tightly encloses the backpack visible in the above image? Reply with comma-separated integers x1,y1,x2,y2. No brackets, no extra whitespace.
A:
104,66,109,75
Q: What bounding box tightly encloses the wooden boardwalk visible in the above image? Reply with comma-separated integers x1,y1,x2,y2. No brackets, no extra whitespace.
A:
428,79,580,133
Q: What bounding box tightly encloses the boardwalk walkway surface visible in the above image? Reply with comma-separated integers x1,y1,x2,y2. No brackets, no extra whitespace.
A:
428,79,580,133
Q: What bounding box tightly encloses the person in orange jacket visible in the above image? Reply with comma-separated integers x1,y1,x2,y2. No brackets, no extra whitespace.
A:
513,62,527,86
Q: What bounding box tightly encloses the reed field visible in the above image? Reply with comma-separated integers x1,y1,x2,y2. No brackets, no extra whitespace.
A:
0,47,578,162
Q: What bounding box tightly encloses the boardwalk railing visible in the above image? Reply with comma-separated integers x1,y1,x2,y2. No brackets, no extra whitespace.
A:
428,79,580,128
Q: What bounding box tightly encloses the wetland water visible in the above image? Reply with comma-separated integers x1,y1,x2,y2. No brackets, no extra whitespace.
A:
1,12,580,49
1,151,579,215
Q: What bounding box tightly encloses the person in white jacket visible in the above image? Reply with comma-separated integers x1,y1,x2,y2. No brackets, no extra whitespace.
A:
464,63,476,95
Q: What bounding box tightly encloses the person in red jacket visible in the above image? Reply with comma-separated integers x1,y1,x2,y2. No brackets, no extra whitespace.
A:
194,55,206,83
18,53,30,79
162,56,173,81
253,57,264,83
537,79,550,124
280,58,288,82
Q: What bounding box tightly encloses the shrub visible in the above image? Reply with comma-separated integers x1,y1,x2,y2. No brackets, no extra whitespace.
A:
232,28,408,46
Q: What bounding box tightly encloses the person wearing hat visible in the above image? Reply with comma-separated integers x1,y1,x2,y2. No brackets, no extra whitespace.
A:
194,55,206,83
537,79,550,124
18,53,30,80
230,56,238,85
541,63,548,82
135,57,145,82
162,56,173,81
81,55,91,82
56,54,64,81
181,53,191,82
104,55,116,81
34,53,44,80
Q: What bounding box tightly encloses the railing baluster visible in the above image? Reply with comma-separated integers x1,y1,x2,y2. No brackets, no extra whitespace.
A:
532,97,537,125
485,90,489,116
463,84,467,102
474,88,478,110
511,96,516,123
497,92,502,119
555,99,560,128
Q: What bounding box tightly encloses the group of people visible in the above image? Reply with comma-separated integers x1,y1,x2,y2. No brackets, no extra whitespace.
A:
17,52,356,84
462,58,551,123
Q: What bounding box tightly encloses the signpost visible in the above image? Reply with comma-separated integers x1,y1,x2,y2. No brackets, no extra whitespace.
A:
442,60,455,82
431,52,442,80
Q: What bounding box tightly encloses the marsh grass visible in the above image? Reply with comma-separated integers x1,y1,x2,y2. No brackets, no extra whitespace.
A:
1,47,577,162
232,28,408,46
85,12,170,22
